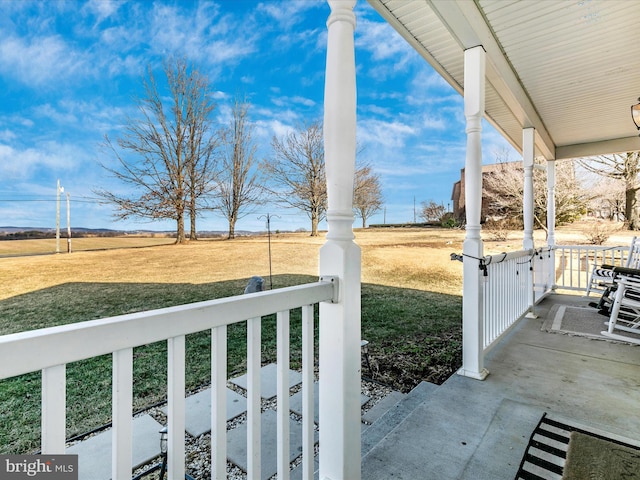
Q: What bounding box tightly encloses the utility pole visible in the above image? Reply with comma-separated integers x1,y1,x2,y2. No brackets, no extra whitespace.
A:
56,180,64,254
413,196,416,224
383,206,386,224
258,213,280,289
66,192,71,253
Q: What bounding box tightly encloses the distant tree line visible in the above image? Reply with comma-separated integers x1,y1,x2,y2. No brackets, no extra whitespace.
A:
0,230,127,240
0,231,54,240
96,57,383,242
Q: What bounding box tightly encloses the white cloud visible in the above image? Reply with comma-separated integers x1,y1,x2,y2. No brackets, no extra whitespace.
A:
28,100,129,137
355,19,417,77
271,95,315,108
33,104,78,125
361,104,391,117
148,3,258,69
99,25,145,56
0,141,82,179
0,34,91,87
358,118,416,149
421,115,446,130
256,1,325,30
82,0,125,23
104,53,144,77
0,129,16,142
0,115,35,130
254,119,294,142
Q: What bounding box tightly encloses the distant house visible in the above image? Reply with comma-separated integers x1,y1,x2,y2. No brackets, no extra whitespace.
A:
451,161,523,221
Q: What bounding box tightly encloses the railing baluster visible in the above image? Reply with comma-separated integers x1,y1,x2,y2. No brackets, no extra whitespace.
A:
41,364,66,454
112,348,133,479
168,335,186,480
247,317,261,480
569,247,575,288
212,325,227,480
301,305,315,480
277,310,290,480
554,245,631,291
482,249,549,352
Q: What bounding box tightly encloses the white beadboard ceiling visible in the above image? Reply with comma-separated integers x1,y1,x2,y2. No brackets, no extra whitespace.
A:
367,0,640,160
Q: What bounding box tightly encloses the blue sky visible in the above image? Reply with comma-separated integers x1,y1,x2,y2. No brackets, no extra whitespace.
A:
0,0,517,233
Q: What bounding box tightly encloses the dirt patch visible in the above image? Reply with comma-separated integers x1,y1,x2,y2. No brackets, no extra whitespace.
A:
363,331,462,392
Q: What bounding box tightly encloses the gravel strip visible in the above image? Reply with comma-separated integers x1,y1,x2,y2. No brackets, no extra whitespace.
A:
131,377,395,480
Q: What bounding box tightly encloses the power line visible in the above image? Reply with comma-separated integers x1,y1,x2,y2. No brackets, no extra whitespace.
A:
0,198,102,204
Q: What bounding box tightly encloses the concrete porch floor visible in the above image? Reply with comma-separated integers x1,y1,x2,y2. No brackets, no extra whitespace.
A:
361,292,640,479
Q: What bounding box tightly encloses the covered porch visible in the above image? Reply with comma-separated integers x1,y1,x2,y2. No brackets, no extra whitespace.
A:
361,292,640,479
356,1,640,476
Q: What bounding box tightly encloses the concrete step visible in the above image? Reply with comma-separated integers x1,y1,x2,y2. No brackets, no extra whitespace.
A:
361,374,548,480
66,414,164,480
161,387,247,437
361,381,439,458
362,390,406,427
227,409,319,480
458,399,545,480
230,363,302,400
290,381,371,424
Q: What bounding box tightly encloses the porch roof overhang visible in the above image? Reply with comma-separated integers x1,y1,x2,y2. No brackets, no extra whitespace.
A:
367,0,640,160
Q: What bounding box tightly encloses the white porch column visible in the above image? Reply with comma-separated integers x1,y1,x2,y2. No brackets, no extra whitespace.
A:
522,128,537,317
522,128,535,250
319,1,361,480
458,46,488,381
547,160,556,247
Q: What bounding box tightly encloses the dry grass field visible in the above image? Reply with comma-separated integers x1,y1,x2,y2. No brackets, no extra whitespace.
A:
0,228,464,302
0,221,633,453
0,235,176,257
0,220,632,302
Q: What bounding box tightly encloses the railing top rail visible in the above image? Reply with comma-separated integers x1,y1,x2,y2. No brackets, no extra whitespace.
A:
0,280,336,380
555,244,628,251
483,248,534,264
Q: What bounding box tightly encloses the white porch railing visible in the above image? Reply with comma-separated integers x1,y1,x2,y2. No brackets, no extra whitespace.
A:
532,246,554,303
482,250,531,350
482,243,631,351
0,279,338,480
482,247,554,351
553,244,630,291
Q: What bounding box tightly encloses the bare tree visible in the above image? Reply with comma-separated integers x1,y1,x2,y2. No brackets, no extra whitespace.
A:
180,65,218,241
587,177,625,221
261,122,326,236
420,200,446,223
96,58,217,243
212,97,263,239
483,158,587,231
353,165,383,228
578,152,640,230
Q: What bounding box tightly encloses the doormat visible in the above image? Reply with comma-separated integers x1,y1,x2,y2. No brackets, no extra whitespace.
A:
515,413,640,480
563,431,640,480
541,305,639,343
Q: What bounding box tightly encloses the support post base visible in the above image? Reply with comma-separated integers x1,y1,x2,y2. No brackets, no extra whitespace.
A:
456,367,489,381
